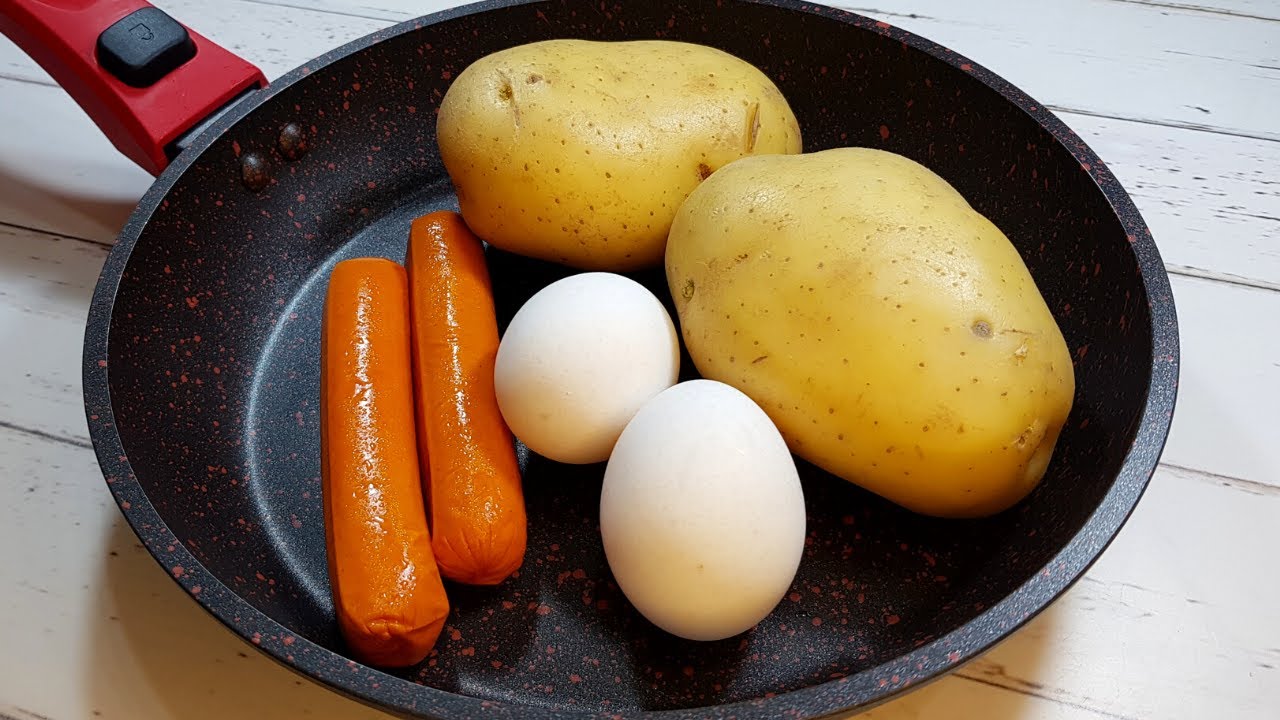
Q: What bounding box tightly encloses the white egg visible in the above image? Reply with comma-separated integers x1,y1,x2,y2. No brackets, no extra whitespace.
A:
493,272,680,464
600,379,807,641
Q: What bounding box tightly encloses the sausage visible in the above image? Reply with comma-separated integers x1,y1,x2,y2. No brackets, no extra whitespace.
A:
321,257,449,667
406,211,527,585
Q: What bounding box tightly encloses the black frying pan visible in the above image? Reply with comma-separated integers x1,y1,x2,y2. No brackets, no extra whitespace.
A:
1,0,1178,717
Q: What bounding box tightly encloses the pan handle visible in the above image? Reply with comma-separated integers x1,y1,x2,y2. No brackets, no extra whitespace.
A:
0,0,266,175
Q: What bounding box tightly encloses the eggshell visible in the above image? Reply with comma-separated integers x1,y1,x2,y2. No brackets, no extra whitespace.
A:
494,272,680,464
600,379,807,641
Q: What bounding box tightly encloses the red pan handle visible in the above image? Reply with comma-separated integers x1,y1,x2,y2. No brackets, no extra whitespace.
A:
0,0,266,175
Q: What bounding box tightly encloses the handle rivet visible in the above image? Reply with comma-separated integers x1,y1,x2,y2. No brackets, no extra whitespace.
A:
278,123,309,160
241,151,271,191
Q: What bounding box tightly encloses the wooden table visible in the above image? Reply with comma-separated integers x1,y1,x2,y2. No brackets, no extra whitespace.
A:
1,1,1275,718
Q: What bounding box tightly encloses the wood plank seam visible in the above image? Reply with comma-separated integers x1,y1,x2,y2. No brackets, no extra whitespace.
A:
0,71,54,89
1165,263,1280,293
1160,461,1280,498
0,705,55,720
0,220,114,250
832,5,938,20
1106,0,1280,23
1046,103,1280,146
246,0,405,21
951,671,1138,720
0,420,93,451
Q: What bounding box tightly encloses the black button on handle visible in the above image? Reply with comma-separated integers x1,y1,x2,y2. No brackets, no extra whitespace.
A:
96,7,196,88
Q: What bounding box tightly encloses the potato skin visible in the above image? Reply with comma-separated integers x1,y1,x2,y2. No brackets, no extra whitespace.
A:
666,148,1075,518
436,39,802,271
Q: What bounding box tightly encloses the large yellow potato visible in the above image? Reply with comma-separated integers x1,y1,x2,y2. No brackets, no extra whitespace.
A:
666,148,1075,518
436,39,802,271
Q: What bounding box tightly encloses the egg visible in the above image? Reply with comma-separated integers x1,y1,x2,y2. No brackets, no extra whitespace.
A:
493,272,680,464
600,379,807,641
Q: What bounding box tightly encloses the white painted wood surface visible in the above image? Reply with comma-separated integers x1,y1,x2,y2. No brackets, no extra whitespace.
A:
0,1,1276,719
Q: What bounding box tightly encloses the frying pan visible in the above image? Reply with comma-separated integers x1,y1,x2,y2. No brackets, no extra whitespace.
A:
1,0,1179,717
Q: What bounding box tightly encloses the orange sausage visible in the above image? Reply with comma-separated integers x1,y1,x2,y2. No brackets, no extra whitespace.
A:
321,258,449,667
407,211,527,585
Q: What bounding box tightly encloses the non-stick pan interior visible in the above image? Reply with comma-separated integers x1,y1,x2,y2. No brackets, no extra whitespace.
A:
102,0,1156,713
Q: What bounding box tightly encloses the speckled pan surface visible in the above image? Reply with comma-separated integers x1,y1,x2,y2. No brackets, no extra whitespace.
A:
81,0,1179,717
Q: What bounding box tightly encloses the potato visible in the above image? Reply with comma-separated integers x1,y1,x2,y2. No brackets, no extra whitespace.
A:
436,39,802,271
665,147,1075,518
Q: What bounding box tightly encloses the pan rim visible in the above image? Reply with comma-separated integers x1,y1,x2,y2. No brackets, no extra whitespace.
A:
81,0,1181,717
